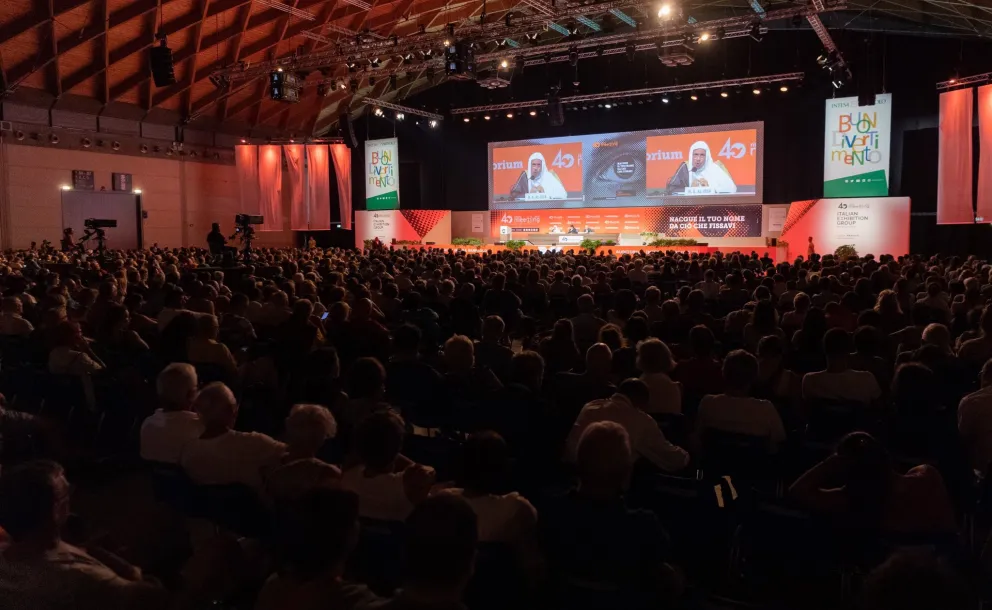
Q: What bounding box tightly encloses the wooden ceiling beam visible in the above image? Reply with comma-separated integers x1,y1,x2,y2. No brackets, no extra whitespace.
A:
219,2,254,120
0,0,90,46
46,0,61,97
101,0,110,103
182,0,212,116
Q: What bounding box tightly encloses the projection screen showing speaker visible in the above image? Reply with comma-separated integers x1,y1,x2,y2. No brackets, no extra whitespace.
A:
489,122,763,211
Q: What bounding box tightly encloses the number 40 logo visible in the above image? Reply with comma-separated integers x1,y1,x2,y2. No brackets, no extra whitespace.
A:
717,137,750,160
551,149,575,169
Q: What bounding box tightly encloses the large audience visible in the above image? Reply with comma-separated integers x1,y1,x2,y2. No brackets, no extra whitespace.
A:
0,242,989,609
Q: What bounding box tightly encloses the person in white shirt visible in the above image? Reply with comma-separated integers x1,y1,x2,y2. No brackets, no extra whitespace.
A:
140,363,203,464
0,296,33,337
802,328,881,405
695,350,787,450
180,382,286,492
695,269,721,301
341,410,435,521
958,359,992,472
638,338,682,414
566,378,690,473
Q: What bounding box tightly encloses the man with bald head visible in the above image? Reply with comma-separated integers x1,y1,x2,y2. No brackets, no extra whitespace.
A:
180,382,285,492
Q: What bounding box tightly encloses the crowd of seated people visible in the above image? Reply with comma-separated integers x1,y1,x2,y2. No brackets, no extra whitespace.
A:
0,242,990,609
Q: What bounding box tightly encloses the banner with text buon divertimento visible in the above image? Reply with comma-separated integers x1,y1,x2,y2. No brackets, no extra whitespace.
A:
365,138,399,210
824,94,892,198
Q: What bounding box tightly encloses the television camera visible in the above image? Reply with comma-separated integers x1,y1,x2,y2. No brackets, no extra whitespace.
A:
229,214,263,262
79,218,117,253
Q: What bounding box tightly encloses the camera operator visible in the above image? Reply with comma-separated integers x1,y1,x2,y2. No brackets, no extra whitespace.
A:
207,223,228,256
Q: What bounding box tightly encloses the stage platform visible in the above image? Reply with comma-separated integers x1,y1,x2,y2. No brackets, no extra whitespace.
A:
387,243,787,262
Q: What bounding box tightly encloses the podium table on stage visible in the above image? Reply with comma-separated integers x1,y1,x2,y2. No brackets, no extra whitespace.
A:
516,232,620,246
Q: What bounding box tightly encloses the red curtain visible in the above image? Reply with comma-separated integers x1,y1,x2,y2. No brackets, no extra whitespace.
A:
330,144,352,229
258,145,283,232
937,89,975,225
978,85,992,222
307,145,331,230
284,144,306,230
235,145,260,215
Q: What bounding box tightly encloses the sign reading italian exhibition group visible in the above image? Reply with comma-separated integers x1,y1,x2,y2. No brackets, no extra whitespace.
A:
366,137,400,210
823,93,892,198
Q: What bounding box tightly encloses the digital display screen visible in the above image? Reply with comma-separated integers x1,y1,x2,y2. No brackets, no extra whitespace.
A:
488,121,763,210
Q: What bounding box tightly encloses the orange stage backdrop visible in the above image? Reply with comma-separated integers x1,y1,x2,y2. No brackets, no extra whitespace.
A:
645,129,758,191
491,204,763,238
491,142,584,197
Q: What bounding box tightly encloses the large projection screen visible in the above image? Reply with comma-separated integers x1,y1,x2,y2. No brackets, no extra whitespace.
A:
489,121,764,211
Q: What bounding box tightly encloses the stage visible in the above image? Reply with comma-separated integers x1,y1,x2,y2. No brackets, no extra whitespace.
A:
380,243,787,261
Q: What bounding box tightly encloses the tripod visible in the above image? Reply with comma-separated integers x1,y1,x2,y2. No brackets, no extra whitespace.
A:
76,228,108,255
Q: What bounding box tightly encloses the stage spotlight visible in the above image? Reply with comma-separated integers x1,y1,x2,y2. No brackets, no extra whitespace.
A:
340,82,347,89
505,13,512,27
429,119,438,128
720,90,728,98
699,32,710,42
515,55,525,71
690,94,698,101
443,39,451,47
389,75,397,89
506,112,513,118
396,112,405,120
658,4,672,18
625,42,636,61
568,46,578,67
752,88,761,95
529,110,537,116
484,114,491,120
373,107,384,116
500,59,509,69
780,85,789,92
596,47,604,56
368,76,376,86
463,117,470,122
661,96,669,103
604,103,612,109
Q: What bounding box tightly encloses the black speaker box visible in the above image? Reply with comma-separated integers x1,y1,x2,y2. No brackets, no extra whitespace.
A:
340,112,358,149
150,43,176,87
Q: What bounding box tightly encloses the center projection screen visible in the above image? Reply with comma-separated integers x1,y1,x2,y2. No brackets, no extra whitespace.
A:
489,121,764,211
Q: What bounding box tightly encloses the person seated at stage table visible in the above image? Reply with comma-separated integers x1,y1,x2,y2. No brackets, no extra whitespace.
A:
508,152,568,200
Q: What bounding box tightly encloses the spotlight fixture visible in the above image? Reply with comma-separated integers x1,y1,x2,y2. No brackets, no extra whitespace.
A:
690,94,698,101
661,96,670,103
752,88,761,95
625,42,636,62
604,103,612,109
484,115,491,120
720,90,728,98
699,32,710,42
396,112,405,120
506,112,513,118
529,110,537,116
141,144,150,153
500,59,509,69
780,85,789,92
61,185,71,191
568,45,579,67
81,137,91,147
443,39,451,47
340,82,347,89
463,117,470,122
657,4,672,18
389,75,397,90
515,55,525,71
429,119,438,128
49,133,59,144
368,76,376,86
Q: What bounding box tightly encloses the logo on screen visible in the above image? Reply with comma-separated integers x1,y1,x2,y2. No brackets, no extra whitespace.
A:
718,138,749,159
837,203,847,209
551,149,575,169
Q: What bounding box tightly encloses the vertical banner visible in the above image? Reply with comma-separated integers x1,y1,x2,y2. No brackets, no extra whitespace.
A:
306,145,331,231
235,145,260,215
937,89,975,225
330,144,353,229
258,145,283,232
284,144,307,230
823,93,892,197
365,137,399,210
977,85,992,222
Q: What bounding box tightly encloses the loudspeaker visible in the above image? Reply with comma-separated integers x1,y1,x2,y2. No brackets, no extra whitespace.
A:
340,112,358,149
150,40,176,87
548,96,564,127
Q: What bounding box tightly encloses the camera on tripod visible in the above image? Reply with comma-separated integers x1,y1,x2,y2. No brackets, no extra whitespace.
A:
84,218,117,229
230,214,263,263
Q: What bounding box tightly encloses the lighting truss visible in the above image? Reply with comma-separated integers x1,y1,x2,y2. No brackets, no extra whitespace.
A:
806,14,837,53
575,16,602,32
609,8,637,27
360,97,443,121
213,1,841,82
212,0,654,81
342,0,372,10
255,0,316,21
520,0,556,18
936,71,992,90
300,30,332,44
449,72,805,114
